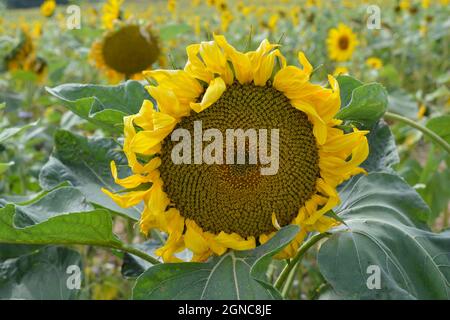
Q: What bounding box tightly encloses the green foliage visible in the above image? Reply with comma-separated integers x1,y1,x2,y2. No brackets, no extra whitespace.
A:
319,173,450,299
46,81,151,133
133,226,299,300
39,130,141,220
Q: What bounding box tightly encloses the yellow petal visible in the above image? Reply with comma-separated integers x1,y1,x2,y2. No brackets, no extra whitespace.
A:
214,232,256,251
298,51,313,76
147,86,190,119
214,34,252,84
110,161,152,189
290,100,328,145
144,70,203,106
184,220,210,257
199,40,234,85
184,44,214,83
130,112,176,154
101,188,149,208
190,77,226,113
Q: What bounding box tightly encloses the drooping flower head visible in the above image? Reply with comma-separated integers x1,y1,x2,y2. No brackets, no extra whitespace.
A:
103,36,369,262
4,29,47,83
90,22,164,83
327,23,358,62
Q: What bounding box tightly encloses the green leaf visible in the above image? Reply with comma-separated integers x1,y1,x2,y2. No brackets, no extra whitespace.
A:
0,120,38,143
0,161,14,175
336,83,388,128
133,225,299,300
159,24,191,41
361,120,399,172
0,244,41,260
122,240,161,279
387,90,418,119
318,173,450,299
39,130,141,220
0,246,82,300
12,186,94,228
46,81,150,133
336,75,363,107
426,115,450,144
0,203,121,247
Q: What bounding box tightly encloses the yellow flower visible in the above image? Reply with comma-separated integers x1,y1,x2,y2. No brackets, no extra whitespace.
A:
220,10,233,32
366,57,383,69
4,29,47,83
326,23,358,62
421,0,430,8
333,66,349,76
90,23,164,83
104,36,369,262
102,0,123,30
268,14,279,32
167,0,176,13
399,0,410,10
40,0,56,18
417,104,427,119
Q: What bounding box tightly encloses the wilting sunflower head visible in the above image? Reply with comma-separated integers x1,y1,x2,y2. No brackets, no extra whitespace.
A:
40,0,56,18
90,22,162,83
4,29,34,71
103,35,369,263
327,23,358,62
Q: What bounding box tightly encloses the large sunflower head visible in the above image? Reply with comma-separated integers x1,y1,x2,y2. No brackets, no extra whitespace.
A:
103,35,369,262
90,22,163,83
327,23,358,62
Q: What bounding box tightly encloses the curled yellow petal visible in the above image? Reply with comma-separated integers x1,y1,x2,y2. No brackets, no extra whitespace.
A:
214,34,252,84
190,77,226,113
214,232,256,251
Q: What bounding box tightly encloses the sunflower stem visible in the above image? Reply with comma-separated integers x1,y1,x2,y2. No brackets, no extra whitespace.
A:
281,260,301,298
384,112,450,154
274,232,330,291
114,242,161,265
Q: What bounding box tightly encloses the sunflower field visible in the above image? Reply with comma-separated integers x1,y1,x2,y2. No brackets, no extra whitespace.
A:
0,0,449,302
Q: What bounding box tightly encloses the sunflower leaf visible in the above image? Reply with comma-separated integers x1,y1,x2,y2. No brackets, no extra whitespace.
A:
39,130,141,220
318,172,450,300
336,75,363,107
132,225,299,300
361,120,399,173
0,246,82,300
46,81,150,133
0,187,122,247
426,115,450,144
336,82,388,128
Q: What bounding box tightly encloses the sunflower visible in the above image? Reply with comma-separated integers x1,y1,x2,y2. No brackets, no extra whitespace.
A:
40,0,56,18
102,0,123,30
90,22,164,83
327,23,358,62
103,36,369,262
366,57,383,70
3,29,48,83
333,66,349,76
